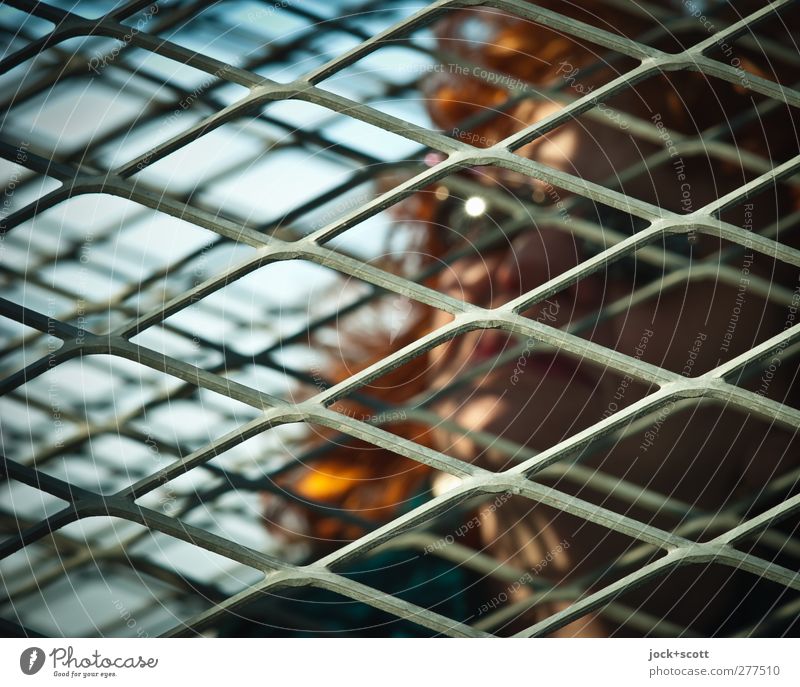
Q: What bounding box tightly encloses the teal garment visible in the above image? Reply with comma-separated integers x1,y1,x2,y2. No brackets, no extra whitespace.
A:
219,549,479,637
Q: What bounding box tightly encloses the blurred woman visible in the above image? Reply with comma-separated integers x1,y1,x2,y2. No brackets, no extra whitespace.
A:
257,0,800,637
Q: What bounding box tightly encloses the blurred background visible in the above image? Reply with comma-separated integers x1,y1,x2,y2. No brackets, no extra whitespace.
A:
1,0,798,638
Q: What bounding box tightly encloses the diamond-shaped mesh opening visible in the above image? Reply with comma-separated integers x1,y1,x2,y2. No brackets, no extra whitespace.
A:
150,257,449,392
704,2,799,89
539,400,800,537
555,249,797,378
0,517,216,638
0,477,69,525
2,0,799,640
734,348,800,410
216,581,469,637
444,492,670,637
0,320,63,379
610,562,799,638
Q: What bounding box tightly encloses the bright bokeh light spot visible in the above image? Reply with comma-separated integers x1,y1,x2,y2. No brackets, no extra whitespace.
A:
464,196,487,217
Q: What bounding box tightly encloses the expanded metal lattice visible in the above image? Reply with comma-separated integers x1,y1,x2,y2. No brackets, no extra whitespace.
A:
0,0,799,638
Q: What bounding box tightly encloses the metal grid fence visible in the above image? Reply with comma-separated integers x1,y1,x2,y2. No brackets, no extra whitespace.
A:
1,0,799,637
